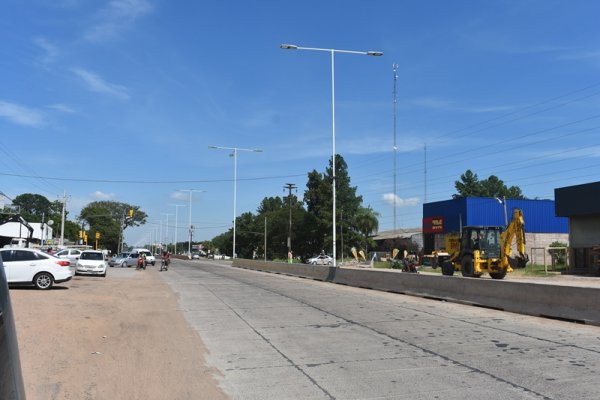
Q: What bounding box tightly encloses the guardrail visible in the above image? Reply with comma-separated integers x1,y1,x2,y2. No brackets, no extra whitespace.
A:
232,258,600,325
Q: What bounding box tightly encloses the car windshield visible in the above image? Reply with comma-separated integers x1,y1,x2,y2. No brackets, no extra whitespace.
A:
81,252,103,260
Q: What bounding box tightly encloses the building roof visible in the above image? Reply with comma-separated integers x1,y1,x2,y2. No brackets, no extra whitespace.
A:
555,181,600,217
372,228,422,241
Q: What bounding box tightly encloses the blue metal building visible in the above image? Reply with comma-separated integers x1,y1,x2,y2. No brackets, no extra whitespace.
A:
422,197,568,253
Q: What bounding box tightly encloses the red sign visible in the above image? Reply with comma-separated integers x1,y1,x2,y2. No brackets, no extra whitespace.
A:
423,216,444,233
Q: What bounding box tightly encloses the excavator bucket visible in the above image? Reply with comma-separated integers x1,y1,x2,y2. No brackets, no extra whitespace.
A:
508,253,529,269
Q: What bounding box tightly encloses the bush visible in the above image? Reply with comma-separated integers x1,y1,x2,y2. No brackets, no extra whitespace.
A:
548,241,568,265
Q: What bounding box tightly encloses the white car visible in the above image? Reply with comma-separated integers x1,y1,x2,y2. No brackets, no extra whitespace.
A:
76,250,108,277
308,254,334,265
55,248,83,266
0,247,74,290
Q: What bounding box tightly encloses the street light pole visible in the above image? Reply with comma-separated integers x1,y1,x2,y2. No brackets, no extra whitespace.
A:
169,204,185,255
209,145,262,259
280,43,383,267
495,196,509,227
161,213,173,252
179,189,205,258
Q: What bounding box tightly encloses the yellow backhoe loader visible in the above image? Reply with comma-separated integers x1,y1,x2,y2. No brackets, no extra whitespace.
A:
441,208,528,279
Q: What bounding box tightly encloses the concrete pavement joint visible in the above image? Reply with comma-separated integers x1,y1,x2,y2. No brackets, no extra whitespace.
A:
189,273,336,400
189,263,555,400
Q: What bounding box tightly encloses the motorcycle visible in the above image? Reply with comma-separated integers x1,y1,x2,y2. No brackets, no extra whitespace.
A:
160,258,169,271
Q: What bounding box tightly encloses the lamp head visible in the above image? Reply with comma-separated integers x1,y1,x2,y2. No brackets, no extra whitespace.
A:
280,44,298,50
367,51,384,56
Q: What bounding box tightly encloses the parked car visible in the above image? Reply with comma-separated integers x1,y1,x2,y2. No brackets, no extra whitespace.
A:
132,249,155,266
111,252,139,268
109,252,129,267
0,257,26,399
55,248,83,266
76,250,108,277
307,254,334,265
0,247,74,290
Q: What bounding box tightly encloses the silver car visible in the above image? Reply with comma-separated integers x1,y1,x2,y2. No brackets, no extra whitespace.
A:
55,248,83,266
110,252,139,268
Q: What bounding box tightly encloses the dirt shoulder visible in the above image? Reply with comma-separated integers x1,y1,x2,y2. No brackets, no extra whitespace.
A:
10,268,228,400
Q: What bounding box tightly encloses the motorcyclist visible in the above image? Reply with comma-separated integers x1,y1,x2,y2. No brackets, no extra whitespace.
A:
162,251,171,269
137,253,145,269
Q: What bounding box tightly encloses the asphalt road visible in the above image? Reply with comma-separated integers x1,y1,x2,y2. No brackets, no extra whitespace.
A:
163,259,600,400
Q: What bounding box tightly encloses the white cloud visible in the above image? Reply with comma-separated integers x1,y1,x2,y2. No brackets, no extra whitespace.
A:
71,67,130,100
0,101,45,127
84,0,153,42
90,191,116,200
382,193,420,207
33,37,59,65
47,103,76,113
170,191,189,201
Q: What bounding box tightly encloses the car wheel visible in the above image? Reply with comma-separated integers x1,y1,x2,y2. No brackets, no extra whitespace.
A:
33,272,54,290
101,272,107,277
151,262,155,266
121,261,128,268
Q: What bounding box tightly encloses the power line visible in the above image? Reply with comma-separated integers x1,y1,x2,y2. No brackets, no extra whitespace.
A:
0,171,307,184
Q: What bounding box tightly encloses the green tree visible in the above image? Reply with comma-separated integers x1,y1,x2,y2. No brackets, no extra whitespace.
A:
304,155,365,259
11,193,54,222
79,201,147,252
454,170,525,199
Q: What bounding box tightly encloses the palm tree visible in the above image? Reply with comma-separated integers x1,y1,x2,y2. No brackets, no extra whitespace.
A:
353,206,379,254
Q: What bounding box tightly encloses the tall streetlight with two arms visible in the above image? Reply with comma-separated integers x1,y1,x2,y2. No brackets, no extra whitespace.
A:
208,145,262,259
280,43,383,267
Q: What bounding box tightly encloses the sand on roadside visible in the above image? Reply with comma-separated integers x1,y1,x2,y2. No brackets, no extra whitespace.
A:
10,268,228,400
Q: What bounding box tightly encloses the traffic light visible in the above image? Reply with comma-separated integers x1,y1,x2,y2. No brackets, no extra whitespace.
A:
95,232,100,239
129,208,134,218
79,230,83,238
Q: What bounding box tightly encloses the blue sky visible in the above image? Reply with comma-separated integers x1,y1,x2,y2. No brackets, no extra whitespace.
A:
1,0,599,247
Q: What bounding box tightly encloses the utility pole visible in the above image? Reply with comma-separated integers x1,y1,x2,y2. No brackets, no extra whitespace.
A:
119,210,126,253
60,191,67,246
283,183,297,258
41,212,45,247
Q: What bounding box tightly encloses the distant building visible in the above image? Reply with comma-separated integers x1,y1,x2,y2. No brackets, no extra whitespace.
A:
422,197,569,261
371,227,423,249
0,222,53,247
555,181,600,274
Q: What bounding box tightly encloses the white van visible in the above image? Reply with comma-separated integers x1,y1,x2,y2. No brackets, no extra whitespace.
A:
131,248,155,266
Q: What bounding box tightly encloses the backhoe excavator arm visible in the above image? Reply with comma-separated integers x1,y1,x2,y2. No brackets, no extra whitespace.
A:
500,208,528,269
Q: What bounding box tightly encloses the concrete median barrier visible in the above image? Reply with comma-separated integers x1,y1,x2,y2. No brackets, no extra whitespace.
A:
232,259,600,325
232,259,334,281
